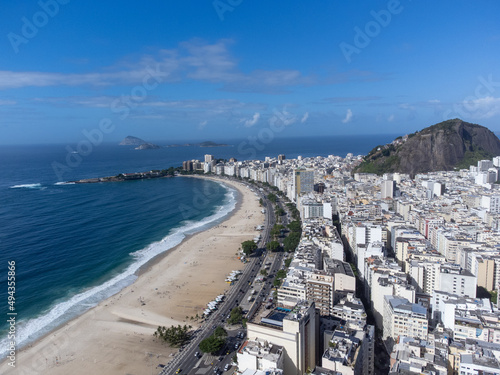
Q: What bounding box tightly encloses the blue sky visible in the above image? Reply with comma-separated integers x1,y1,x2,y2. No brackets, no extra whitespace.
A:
1,0,500,144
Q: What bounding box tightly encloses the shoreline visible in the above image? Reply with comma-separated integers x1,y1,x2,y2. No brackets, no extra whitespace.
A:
134,176,242,278
0,176,263,374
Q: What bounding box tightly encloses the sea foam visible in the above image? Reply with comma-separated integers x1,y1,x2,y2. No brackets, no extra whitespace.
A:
9,183,43,189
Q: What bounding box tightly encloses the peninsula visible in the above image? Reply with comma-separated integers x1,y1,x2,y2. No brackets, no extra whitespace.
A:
69,167,180,183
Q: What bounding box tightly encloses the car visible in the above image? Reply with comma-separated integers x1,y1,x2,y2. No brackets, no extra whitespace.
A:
194,351,200,358
224,363,230,371
235,342,240,349
219,355,224,361
213,366,219,373
176,368,182,374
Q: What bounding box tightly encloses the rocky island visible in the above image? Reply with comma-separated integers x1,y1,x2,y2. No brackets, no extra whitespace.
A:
119,136,161,150
134,143,161,150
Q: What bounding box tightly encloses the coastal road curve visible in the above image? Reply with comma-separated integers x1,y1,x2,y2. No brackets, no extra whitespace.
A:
159,182,275,375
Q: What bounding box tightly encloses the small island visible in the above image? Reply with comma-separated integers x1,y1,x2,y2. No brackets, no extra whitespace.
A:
199,141,229,147
165,141,230,148
119,136,161,150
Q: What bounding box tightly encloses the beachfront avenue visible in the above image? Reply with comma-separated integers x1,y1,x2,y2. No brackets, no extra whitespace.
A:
160,179,280,375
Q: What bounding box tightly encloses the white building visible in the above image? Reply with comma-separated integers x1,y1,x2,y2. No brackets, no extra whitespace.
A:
383,296,428,350
438,264,477,298
237,340,284,373
246,301,319,375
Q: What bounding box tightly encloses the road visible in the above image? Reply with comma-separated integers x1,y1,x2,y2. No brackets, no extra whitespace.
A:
160,179,284,375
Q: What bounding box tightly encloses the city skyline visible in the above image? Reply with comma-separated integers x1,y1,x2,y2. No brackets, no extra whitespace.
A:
1,1,500,144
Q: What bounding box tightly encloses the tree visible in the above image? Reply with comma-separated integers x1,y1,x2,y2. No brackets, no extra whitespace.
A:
287,220,301,233
214,326,227,339
267,193,277,203
283,232,301,252
154,325,191,347
276,269,287,279
199,334,225,354
266,241,281,252
241,240,257,256
228,307,244,325
275,207,285,216
260,269,268,276
270,224,285,239
284,257,292,268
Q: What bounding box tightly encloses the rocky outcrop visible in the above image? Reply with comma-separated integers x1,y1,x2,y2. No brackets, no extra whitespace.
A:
355,119,500,176
134,143,161,150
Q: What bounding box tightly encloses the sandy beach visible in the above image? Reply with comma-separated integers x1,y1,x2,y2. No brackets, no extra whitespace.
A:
1,176,263,375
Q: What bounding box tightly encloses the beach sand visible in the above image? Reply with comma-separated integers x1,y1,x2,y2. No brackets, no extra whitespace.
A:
1,177,263,375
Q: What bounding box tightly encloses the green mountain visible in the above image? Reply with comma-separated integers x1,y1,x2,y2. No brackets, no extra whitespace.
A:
355,119,500,176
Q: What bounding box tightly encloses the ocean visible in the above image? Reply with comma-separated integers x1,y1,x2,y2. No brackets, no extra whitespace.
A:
0,134,395,357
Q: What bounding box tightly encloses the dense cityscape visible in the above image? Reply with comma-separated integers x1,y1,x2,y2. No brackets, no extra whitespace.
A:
178,148,500,375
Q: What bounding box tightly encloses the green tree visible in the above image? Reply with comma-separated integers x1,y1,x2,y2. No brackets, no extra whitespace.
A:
153,325,191,347
260,269,268,276
266,241,281,252
228,307,244,325
275,207,285,216
267,193,277,203
270,224,285,239
214,326,227,339
276,269,287,279
199,335,225,354
241,240,257,256
287,220,301,233
283,232,301,252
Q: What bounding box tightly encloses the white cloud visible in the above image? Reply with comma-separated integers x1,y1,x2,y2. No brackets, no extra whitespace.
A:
199,120,208,129
0,39,312,93
241,112,260,127
342,109,353,123
269,107,298,127
387,114,395,122
301,112,309,123
462,96,500,119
